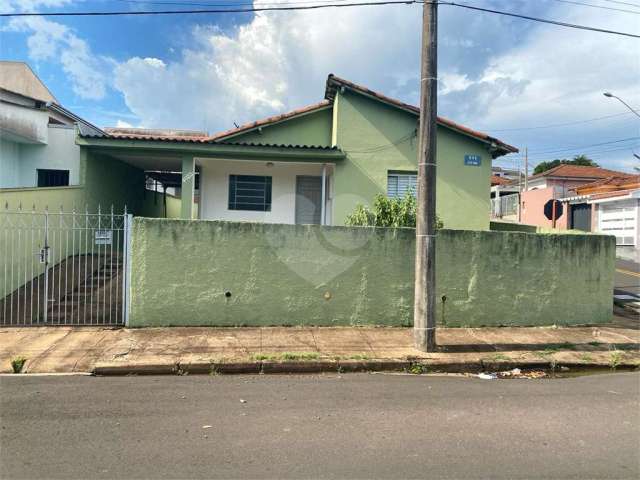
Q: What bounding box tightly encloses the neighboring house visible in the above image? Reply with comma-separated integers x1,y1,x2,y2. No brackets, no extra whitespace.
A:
561,174,640,247
491,175,511,187
491,166,521,182
0,61,173,217
0,61,103,191
490,175,520,221
519,164,630,229
76,74,517,230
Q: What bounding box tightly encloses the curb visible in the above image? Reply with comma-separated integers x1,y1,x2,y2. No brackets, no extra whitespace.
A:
91,359,640,376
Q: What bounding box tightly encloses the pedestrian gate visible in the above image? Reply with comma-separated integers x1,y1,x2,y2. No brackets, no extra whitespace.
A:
0,207,132,326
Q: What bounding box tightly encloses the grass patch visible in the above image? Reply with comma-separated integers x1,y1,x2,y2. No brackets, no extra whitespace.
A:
488,353,510,362
11,357,27,374
609,350,624,370
534,349,554,358
588,341,603,347
579,353,594,362
252,352,320,362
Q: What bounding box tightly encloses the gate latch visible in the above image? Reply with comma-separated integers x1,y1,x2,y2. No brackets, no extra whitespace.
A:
37,246,50,264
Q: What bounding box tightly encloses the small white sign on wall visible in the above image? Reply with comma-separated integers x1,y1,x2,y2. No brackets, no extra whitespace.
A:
95,230,113,245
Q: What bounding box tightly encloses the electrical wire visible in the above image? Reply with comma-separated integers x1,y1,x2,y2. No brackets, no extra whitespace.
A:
549,0,640,14
0,1,423,17
485,111,638,132
527,136,640,154
2,0,640,40
599,0,640,8
443,2,640,38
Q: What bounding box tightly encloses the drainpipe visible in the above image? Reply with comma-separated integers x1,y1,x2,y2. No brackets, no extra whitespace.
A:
321,164,327,225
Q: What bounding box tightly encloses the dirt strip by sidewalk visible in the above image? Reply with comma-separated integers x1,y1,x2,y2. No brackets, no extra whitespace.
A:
1,325,638,374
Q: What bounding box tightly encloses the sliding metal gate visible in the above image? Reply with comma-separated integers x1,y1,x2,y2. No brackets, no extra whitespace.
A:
0,207,132,326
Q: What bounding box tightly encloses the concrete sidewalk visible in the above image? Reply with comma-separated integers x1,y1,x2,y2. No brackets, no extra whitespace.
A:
2,322,639,374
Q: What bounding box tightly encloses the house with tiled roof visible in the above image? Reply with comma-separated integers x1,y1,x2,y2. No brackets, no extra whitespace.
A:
560,173,640,248
0,61,103,193
75,74,516,230
513,163,639,249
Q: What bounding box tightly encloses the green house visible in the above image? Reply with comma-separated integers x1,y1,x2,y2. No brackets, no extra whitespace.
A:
77,74,517,230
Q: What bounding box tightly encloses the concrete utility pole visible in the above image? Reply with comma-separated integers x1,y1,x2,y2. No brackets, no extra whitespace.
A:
524,147,529,191
414,0,438,352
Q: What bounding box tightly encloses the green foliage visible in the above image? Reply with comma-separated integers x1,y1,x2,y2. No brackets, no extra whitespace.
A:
345,192,443,229
11,357,26,374
407,363,427,374
533,155,598,175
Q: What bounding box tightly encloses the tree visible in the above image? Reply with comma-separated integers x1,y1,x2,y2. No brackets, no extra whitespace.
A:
533,155,598,175
345,191,443,229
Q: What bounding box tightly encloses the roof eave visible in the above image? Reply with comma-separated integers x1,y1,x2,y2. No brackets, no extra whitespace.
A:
325,74,518,156
76,135,346,160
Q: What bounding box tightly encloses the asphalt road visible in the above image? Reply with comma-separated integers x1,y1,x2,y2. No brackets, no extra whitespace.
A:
616,258,639,297
1,373,639,480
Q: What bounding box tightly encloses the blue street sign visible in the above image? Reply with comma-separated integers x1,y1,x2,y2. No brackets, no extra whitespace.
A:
464,154,482,166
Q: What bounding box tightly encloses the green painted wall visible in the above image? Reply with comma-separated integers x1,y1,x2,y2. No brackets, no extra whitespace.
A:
130,218,615,327
0,186,85,212
225,108,333,146
82,150,148,215
333,90,492,230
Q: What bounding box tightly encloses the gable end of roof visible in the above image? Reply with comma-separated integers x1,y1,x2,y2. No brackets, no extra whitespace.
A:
324,74,518,156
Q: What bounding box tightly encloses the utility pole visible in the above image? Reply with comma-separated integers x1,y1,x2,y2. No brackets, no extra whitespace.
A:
524,147,529,191
414,0,438,352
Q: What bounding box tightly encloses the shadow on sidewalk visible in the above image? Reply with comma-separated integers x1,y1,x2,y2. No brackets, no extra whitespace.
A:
438,342,639,353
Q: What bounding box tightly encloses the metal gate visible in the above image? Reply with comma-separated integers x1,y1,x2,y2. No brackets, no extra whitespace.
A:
570,203,592,232
0,206,132,326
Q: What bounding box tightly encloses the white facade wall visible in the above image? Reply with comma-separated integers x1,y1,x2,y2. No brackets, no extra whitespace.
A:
0,139,20,187
0,100,49,144
199,159,333,224
0,125,80,188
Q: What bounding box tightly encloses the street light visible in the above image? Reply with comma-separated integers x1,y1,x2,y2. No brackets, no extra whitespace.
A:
603,92,640,118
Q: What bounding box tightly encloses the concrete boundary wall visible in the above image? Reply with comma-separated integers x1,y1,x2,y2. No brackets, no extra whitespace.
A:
129,218,615,327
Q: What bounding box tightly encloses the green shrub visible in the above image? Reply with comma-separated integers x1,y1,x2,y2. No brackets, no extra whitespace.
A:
11,357,27,374
345,192,443,229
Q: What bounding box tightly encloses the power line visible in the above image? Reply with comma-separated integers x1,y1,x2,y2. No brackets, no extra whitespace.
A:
526,144,640,161
2,0,640,39
107,0,355,7
0,1,423,17
444,2,640,38
485,111,638,132
549,0,640,14
528,136,640,154
600,0,640,8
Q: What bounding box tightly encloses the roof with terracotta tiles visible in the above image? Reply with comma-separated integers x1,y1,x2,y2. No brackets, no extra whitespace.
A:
209,100,332,141
80,74,517,155
490,175,511,186
589,188,640,201
101,127,211,143
575,174,639,190
529,164,630,180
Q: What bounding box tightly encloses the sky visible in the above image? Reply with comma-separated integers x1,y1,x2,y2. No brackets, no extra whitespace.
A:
1,0,639,174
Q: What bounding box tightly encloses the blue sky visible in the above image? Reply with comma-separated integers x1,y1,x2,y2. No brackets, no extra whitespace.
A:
1,0,639,173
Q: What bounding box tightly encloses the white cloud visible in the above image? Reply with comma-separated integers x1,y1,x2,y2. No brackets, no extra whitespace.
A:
5,0,637,171
3,1,111,100
115,119,134,128
113,1,426,132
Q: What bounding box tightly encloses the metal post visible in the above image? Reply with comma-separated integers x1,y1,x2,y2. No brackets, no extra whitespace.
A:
524,147,529,191
43,207,49,324
414,0,438,352
321,164,327,226
123,212,133,327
